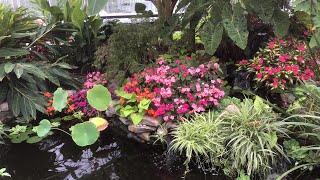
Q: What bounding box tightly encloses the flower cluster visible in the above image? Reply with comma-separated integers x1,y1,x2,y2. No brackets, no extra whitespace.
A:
84,72,107,89
120,56,225,122
44,92,74,116
238,37,318,90
71,90,98,117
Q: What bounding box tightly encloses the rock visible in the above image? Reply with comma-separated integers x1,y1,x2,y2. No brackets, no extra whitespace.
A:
156,126,168,136
127,133,145,143
128,124,156,133
0,102,9,112
119,117,132,125
140,116,163,127
105,100,118,117
165,122,178,129
137,132,150,141
0,111,14,123
224,104,240,113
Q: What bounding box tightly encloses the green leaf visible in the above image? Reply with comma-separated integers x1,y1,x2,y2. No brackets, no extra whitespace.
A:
4,62,14,73
90,17,103,36
26,136,43,144
200,22,223,55
53,88,68,112
87,85,111,111
36,120,52,137
250,0,275,22
71,5,85,30
130,113,144,125
22,63,47,80
86,0,109,16
309,31,320,48
0,48,30,57
14,64,24,78
0,63,6,81
71,122,99,146
253,96,270,111
222,3,248,49
7,89,20,117
270,8,290,38
138,99,151,113
120,105,136,117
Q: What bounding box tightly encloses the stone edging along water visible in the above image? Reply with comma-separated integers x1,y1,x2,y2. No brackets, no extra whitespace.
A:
105,100,177,143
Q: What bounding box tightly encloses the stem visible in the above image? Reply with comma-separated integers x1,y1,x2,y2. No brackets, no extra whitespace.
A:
52,128,71,136
276,163,316,180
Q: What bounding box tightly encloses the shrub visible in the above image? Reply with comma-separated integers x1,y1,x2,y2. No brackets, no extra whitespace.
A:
94,22,171,83
115,56,225,124
238,37,318,91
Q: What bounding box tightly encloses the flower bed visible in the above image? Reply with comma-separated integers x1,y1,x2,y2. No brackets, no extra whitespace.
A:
116,56,226,124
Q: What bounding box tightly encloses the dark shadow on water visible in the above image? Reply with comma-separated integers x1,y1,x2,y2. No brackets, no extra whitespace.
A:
0,126,227,180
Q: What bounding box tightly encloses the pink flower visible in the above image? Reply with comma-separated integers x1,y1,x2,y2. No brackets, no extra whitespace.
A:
269,42,275,49
259,59,264,64
264,66,269,71
257,74,263,79
279,39,284,44
186,57,192,61
298,44,306,51
175,60,181,64
164,116,169,121
213,63,219,69
297,56,304,62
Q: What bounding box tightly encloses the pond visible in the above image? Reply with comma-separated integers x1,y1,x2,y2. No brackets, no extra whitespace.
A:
0,121,227,180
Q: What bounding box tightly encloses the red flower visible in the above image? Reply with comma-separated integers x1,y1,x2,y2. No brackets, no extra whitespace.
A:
257,74,263,79
185,57,192,61
44,92,51,98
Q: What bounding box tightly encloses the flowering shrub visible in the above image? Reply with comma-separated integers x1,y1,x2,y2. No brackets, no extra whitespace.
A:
238,38,318,90
117,56,225,123
45,72,107,117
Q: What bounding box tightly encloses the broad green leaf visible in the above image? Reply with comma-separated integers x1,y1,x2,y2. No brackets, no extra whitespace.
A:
86,0,109,16
22,63,47,80
250,0,275,22
293,0,320,15
87,85,111,111
138,99,151,113
11,32,37,38
90,18,103,36
0,48,30,58
270,8,290,38
310,31,320,48
71,122,99,146
130,113,144,125
4,62,14,73
120,105,136,117
200,22,223,55
7,89,20,117
14,64,24,78
253,96,270,111
53,88,68,112
0,63,6,81
20,96,36,120
36,120,52,137
26,136,43,144
89,117,109,131
71,5,85,30
222,3,248,49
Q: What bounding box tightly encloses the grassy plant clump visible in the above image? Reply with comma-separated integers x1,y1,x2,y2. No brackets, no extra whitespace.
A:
222,98,287,177
170,111,229,172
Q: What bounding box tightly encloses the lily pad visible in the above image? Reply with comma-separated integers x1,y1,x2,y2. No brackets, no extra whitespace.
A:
36,119,52,137
53,88,68,112
89,117,109,131
87,85,111,111
70,122,99,147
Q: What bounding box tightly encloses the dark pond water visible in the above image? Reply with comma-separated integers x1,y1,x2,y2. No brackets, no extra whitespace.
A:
0,125,227,180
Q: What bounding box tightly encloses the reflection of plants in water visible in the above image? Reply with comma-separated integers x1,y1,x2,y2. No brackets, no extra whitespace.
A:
38,138,121,180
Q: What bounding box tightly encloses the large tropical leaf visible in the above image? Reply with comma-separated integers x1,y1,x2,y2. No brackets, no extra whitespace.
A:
249,0,275,22
200,22,223,55
222,3,249,50
270,8,290,38
0,48,30,58
86,0,109,16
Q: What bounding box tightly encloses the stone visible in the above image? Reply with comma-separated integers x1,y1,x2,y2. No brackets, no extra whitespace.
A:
137,132,151,141
105,100,118,117
224,104,240,113
119,117,132,125
127,133,145,143
140,116,163,127
0,102,9,112
156,126,168,137
128,124,156,134
165,122,178,129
